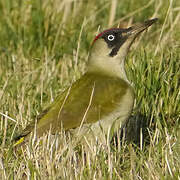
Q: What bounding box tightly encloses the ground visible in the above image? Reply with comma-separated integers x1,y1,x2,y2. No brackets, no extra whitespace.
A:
0,0,179,179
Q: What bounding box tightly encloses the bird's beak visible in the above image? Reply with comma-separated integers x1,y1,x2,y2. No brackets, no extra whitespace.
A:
122,18,158,38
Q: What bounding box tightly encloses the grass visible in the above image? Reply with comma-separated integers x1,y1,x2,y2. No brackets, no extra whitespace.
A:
0,0,180,179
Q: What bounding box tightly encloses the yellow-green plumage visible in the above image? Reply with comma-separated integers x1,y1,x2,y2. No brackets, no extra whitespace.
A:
17,72,134,141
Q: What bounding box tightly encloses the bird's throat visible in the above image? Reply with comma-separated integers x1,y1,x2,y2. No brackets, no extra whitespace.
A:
87,55,129,83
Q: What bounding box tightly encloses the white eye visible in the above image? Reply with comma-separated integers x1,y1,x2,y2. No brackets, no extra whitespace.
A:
107,34,115,41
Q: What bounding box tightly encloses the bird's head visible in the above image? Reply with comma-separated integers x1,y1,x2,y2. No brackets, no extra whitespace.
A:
88,18,158,78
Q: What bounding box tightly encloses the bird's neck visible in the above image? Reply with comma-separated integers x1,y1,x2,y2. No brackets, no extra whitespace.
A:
87,54,129,83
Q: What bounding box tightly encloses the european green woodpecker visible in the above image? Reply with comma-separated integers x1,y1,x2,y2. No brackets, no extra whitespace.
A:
14,18,158,145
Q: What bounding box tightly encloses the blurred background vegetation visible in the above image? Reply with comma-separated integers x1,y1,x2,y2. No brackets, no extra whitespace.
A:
0,0,179,179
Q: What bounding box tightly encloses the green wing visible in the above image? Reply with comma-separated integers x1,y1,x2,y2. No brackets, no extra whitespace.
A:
15,72,132,139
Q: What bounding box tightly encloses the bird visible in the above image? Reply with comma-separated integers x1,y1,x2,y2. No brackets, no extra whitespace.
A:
14,18,158,146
